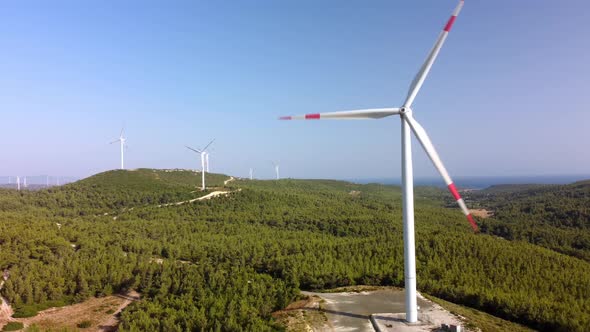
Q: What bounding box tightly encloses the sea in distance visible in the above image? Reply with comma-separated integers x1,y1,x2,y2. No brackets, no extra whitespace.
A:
349,175,590,190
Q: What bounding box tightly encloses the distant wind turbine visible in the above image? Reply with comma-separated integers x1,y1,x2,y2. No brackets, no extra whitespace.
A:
272,162,280,180
23,176,27,188
186,139,215,191
16,176,20,191
279,0,476,323
249,168,253,180
110,128,127,170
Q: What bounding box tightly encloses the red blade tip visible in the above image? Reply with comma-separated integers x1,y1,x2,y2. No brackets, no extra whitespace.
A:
467,215,479,232
444,16,457,32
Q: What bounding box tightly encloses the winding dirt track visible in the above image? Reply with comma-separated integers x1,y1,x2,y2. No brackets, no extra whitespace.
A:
224,176,235,185
0,281,15,330
158,176,239,207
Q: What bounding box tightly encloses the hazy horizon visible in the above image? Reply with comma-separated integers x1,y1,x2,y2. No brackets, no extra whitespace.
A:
2,171,589,188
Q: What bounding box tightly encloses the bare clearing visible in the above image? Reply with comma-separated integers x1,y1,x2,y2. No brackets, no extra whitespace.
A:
0,297,14,330
470,209,494,218
272,295,331,332
10,290,139,332
0,280,15,331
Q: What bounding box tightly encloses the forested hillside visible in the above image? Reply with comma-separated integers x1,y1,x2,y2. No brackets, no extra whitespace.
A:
469,181,590,261
0,170,589,331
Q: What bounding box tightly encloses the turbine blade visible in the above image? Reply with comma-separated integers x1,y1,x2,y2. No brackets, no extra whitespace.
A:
404,113,478,232
279,108,401,120
185,146,202,154
120,127,125,138
202,139,215,151
404,0,464,107
110,139,120,144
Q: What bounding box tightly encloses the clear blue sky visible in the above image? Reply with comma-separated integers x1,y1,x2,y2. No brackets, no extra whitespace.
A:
1,0,589,180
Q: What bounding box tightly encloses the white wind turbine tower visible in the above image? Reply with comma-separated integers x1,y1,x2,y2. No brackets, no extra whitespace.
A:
16,176,20,191
23,176,27,188
272,162,280,180
205,152,210,172
110,128,127,170
186,139,215,191
249,168,253,180
280,0,477,323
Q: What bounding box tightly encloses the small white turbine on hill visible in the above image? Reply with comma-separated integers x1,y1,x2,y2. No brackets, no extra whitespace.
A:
249,168,253,180
110,128,127,170
186,139,215,191
280,0,476,323
272,162,280,180
16,176,20,191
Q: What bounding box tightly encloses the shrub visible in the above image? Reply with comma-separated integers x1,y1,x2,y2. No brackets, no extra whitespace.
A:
77,321,92,329
2,322,24,331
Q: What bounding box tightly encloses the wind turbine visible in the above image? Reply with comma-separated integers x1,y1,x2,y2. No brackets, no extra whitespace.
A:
249,168,253,180
272,162,280,180
110,128,127,170
16,176,20,191
23,176,27,188
186,139,215,191
279,0,477,323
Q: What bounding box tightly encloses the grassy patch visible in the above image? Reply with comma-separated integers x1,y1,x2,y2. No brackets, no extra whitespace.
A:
2,322,24,331
76,320,92,328
12,298,72,318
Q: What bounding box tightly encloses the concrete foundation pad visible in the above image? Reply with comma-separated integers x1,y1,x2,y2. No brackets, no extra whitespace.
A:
371,313,434,331
371,309,463,332
301,289,464,332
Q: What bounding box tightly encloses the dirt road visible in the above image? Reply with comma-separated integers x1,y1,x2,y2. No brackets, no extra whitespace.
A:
17,290,140,332
224,176,235,185
0,281,15,330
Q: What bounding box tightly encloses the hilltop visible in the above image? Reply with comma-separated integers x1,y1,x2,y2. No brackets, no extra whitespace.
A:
0,170,589,331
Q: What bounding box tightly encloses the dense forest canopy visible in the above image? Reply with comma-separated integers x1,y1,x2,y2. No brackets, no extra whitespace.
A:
0,169,589,331
468,181,590,261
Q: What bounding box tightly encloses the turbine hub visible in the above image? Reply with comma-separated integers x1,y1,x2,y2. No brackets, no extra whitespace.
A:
400,107,412,115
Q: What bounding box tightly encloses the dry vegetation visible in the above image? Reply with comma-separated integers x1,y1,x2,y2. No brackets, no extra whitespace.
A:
10,291,139,332
272,295,330,332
